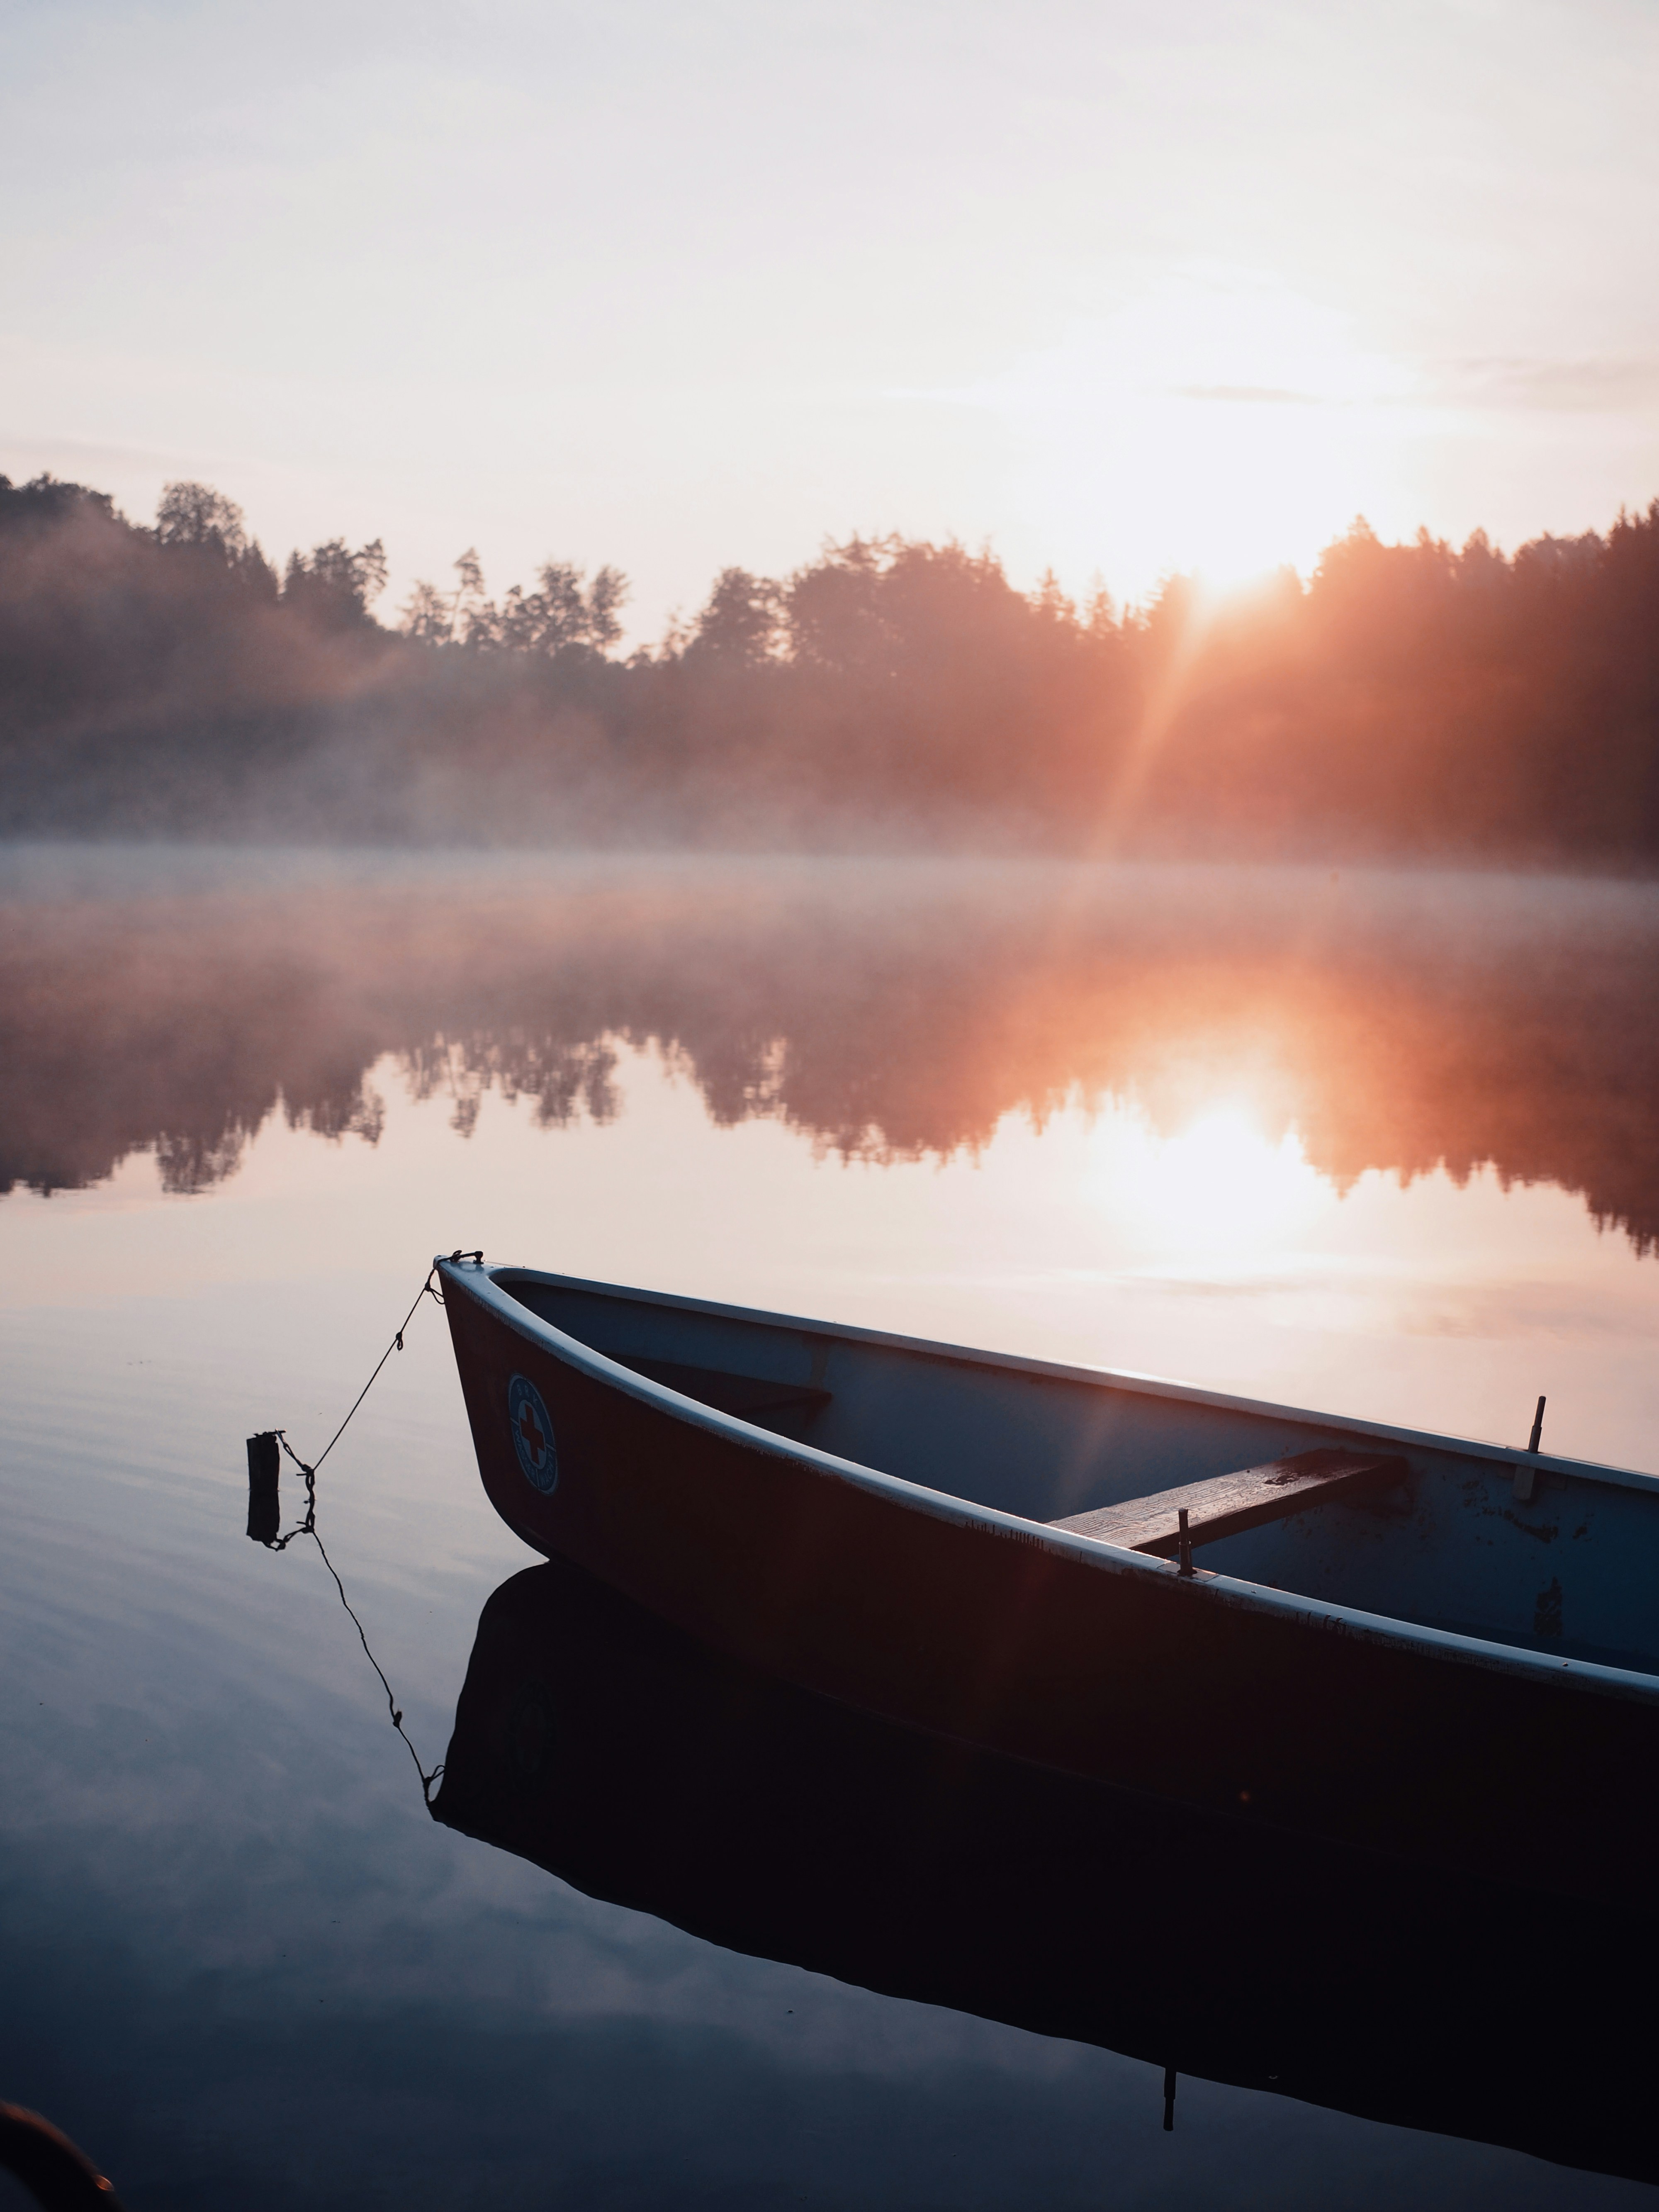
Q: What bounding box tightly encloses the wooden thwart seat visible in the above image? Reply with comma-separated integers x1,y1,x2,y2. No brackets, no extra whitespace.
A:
1049,1447,1408,1558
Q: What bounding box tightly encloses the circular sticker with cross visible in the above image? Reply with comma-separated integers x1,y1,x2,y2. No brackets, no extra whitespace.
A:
507,1374,559,1495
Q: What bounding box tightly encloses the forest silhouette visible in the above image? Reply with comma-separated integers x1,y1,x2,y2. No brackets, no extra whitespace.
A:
3,472,1659,859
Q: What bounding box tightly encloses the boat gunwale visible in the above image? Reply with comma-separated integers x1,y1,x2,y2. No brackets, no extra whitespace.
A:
440,1257,1659,1708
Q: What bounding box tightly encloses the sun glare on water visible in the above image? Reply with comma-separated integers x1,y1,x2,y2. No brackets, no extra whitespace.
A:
1087,1101,1334,1264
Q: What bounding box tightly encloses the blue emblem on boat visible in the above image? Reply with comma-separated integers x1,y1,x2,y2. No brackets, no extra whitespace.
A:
508,1374,558,1494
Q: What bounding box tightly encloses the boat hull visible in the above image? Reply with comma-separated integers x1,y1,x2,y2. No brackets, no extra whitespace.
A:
442,1261,1659,1903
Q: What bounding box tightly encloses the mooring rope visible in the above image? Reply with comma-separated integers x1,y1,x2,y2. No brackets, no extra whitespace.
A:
255,1249,483,1806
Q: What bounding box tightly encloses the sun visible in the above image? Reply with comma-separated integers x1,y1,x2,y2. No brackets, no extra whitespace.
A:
983,272,1422,599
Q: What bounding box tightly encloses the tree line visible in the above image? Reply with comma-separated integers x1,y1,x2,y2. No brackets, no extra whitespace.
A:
1,468,1656,860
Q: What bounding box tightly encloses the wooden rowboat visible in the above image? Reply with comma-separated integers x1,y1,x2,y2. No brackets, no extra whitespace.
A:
439,1257,1659,1903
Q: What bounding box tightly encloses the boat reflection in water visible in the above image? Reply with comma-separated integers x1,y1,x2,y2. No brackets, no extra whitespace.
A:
432,1553,1659,2189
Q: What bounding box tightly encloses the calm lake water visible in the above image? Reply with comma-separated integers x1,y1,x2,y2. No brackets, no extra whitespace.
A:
3,848,1658,2209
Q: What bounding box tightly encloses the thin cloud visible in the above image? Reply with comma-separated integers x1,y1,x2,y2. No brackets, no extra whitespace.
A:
1437,356,1659,413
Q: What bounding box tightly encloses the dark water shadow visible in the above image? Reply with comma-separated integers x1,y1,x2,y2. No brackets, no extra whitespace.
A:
433,1553,1659,2188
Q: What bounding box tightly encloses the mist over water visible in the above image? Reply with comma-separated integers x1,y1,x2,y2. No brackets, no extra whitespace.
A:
8,848,1659,1221
4,846,1659,2207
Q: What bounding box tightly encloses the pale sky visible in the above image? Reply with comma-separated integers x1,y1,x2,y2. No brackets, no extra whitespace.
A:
4,0,1658,640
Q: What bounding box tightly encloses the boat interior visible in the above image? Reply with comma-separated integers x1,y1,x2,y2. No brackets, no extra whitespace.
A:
499,1271,1659,1679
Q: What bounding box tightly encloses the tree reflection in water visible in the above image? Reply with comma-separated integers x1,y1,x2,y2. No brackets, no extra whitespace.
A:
3,858,1658,1248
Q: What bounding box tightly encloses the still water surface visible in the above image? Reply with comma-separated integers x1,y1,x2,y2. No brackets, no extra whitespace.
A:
3,851,1658,2207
